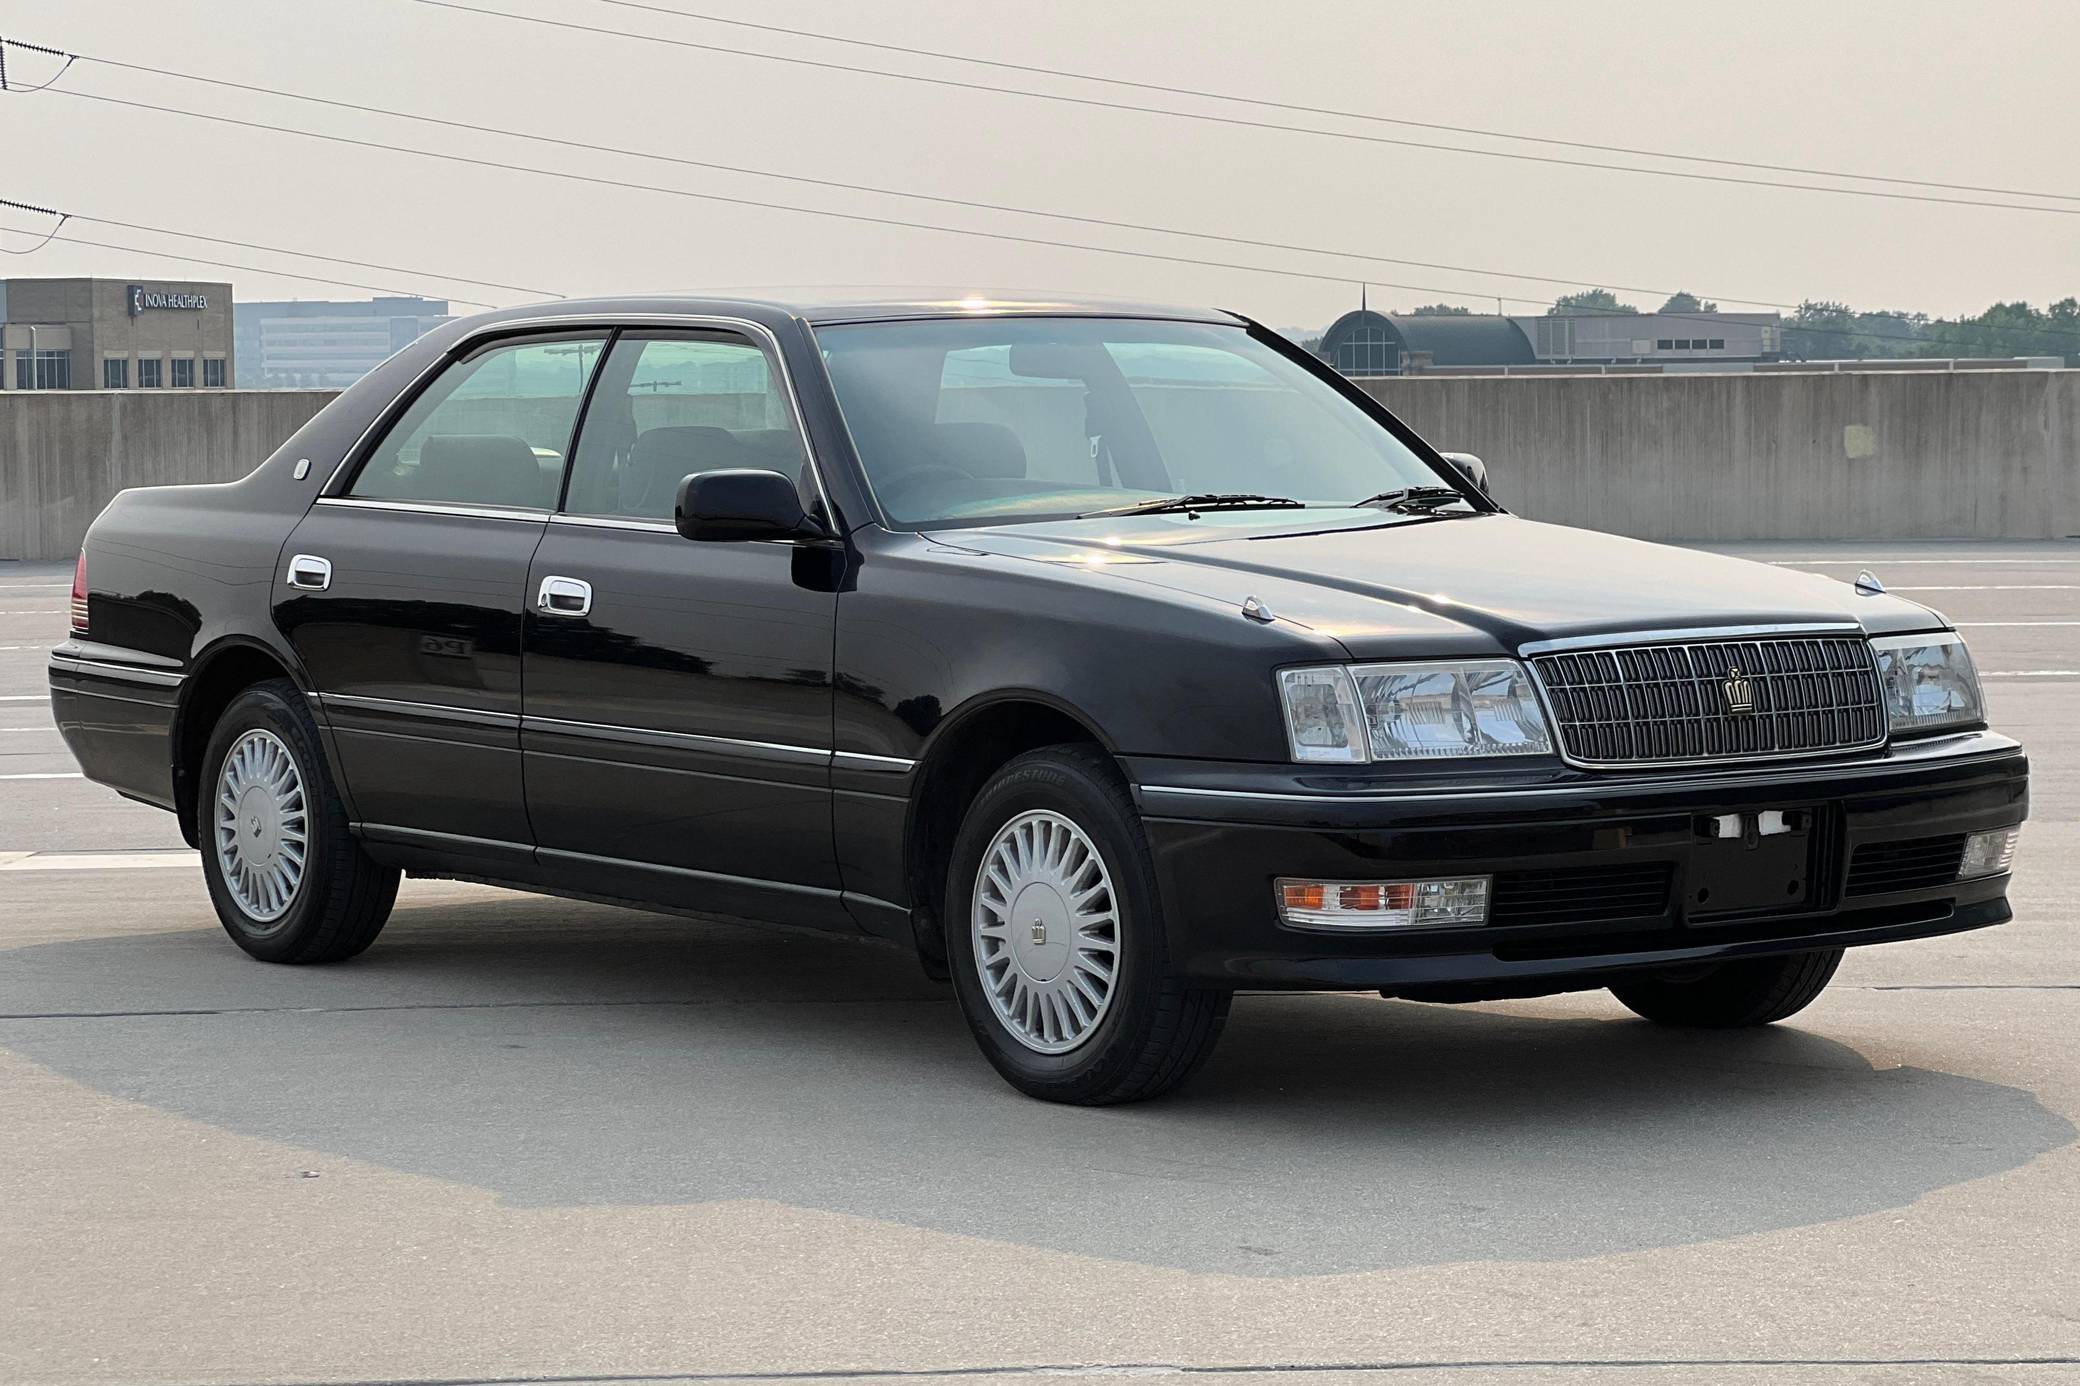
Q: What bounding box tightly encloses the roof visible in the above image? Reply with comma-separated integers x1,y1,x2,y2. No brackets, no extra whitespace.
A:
1319,310,1536,367
455,290,1244,331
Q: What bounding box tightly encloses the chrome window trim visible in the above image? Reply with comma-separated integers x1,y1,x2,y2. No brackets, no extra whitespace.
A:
522,714,830,765
331,322,612,499
314,497,550,524
314,692,519,729
833,750,917,772
559,317,836,527
47,655,186,688
546,512,842,548
548,514,675,534
329,313,838,524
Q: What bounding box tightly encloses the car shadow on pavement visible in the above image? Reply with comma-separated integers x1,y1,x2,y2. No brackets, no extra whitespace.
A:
2,888,2071,1277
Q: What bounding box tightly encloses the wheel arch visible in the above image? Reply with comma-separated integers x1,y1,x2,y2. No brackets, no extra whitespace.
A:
170,636,319,847
901,691,1123,974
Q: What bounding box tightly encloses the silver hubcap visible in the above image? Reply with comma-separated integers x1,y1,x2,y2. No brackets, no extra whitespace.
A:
213,729,309,926
971,809,1121,1054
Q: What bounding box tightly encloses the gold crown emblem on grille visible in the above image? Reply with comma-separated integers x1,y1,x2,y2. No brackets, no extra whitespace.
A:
1723,666,1756,715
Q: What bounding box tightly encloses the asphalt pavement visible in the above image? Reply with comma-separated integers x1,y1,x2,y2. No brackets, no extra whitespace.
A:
2,541,2076,1386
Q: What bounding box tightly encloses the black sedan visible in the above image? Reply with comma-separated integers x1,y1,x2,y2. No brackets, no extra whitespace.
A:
49,291,2027,1103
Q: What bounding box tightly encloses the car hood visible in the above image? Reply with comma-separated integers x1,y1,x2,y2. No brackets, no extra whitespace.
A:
941,510,1945,657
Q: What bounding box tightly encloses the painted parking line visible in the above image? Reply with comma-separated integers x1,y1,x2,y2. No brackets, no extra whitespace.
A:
1983,670,2080,678
0,646,54,652
0,772,82,781
1896,585,2080,591
0,851,195,872
0,695,49,701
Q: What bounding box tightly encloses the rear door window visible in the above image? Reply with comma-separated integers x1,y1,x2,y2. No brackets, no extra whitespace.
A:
350,334,610,509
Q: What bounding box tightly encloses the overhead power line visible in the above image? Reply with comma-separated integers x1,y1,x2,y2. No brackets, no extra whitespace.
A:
36,42,1819,314
581,0,2080,206
15,40,2073,348
76,212,560,299
14,80,2076,353
23,86,1544,305
3,46,2069,352
411,0,2080,218
0,207,549,306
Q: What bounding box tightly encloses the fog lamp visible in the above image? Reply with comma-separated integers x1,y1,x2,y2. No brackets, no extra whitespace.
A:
1275,876,1490,931
1959,826,2021,880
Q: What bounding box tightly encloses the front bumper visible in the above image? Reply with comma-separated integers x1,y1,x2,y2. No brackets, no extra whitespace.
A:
1131,731,2028,992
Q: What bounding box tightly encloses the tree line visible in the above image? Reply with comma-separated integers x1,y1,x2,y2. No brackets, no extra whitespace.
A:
1541,288,2080,361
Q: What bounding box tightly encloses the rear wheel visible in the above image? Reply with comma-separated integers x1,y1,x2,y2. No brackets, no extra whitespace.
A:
1609,948,1843,1028
945,745,1229,1104
199,679,399,963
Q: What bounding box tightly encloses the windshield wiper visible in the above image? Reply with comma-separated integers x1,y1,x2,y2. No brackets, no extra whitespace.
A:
1351,485,1475,513
1082,492,1307,518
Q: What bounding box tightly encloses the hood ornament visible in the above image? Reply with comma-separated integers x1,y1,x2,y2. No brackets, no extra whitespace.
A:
1723,666,1756,716
1241,595,1276,624
1854,569,1886,595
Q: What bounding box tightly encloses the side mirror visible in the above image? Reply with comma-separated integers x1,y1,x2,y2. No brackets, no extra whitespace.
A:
1438,451,1490,495
675,469,826,542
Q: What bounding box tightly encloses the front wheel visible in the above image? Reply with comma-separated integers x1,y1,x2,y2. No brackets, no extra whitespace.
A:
1609,948,1843,1028
199,679,400,963
945,746,1229,1104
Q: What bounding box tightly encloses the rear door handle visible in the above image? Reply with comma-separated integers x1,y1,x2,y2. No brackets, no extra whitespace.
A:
536,575,592,617
286,554,332,591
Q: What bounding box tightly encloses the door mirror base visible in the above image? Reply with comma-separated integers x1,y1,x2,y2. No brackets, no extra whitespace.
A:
675,469,828,543
1438,451,1490,495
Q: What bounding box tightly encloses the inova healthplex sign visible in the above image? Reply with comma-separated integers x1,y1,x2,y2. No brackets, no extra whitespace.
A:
127,285,209,316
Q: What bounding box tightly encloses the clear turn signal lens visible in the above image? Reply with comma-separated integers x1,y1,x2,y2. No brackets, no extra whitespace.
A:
1959,827,2021,879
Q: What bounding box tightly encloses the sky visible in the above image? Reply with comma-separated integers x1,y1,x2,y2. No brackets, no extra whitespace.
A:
1,0,2074,333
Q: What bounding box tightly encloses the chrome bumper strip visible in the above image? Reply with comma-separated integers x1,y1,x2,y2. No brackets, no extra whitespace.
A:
48,655,186,689
1139,738,2019,806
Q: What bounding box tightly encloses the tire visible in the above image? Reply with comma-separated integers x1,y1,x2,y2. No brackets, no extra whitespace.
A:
198,678,400,963
1609,948,1844,1028
944,744,1229,1104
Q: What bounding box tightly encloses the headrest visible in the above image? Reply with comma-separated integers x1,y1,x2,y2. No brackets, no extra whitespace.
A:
416,434,553,509
733,428,806,464
622,426,764,518
936,421,1027,480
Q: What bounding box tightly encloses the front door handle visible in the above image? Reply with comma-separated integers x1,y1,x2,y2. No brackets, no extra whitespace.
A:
536,575,592,617
286,554,332,591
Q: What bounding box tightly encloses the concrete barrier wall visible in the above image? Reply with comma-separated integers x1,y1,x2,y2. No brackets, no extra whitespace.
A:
1359,369,2078,541
2,390,335,562
3,370,2075,559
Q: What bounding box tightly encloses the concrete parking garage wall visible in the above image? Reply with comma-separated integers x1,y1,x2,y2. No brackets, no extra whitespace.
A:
2,390,335,562
1358,368,2078,542
3,370,2076,559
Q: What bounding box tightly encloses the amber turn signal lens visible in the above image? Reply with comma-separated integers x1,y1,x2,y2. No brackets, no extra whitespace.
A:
1275,876,1490,931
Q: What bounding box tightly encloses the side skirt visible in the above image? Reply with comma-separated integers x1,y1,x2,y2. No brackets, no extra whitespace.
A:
355,824,887,938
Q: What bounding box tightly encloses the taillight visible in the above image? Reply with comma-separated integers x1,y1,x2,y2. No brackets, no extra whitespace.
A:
70,552,89,635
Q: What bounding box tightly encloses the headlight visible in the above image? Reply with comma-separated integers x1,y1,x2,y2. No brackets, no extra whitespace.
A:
1871,633,1984,734
1278,660,1553,763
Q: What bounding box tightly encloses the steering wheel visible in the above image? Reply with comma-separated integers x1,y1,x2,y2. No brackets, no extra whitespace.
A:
875,464,974,507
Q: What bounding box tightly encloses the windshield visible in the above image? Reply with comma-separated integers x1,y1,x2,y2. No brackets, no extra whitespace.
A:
816,317,1455,528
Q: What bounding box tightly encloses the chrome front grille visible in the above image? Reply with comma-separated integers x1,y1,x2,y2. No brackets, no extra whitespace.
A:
1528,633,1887,767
